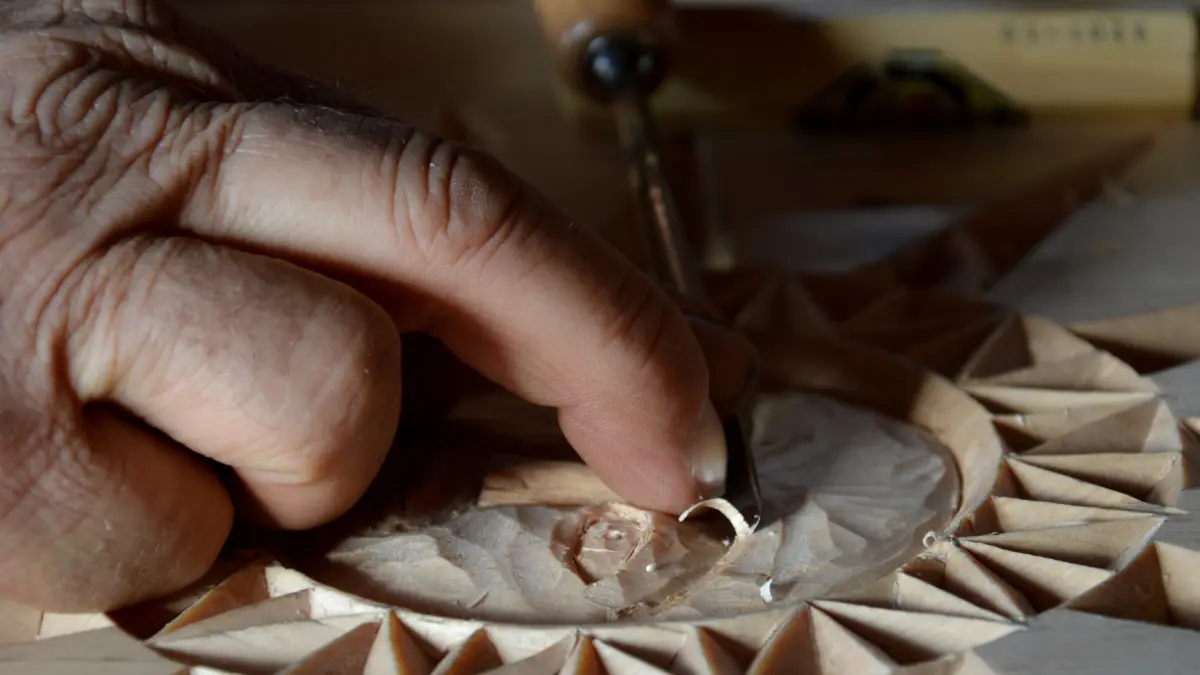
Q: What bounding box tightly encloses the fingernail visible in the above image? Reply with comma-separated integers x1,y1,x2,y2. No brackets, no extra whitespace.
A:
690,403,727,499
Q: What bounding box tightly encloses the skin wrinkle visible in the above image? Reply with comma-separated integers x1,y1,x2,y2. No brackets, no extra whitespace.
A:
482,195,558,306
194,106,426,282
59,68,125,147
270,319,381,485
138,245,391,480
132,247,266,407
65,248,136,399
8,1,137,30
113,25,224,91
0,0,752,609
241,291,342,460
0,409,45,533
31,149,196,389
38,427,120,533
1,410,98,556
2,39,98,151
441,156,526,279
377,123,409,256
408,132,456,267
11,22,237,109
105,83,172,159
0,2,363,607
591,264,681,387
17,79,177,366
78,239,350,492
177,101,252,230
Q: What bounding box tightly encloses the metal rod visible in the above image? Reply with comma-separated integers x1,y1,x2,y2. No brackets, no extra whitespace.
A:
610,93,707,299
610,92,764,527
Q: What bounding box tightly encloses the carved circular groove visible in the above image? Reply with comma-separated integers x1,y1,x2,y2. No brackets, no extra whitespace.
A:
272,333,999,626
5,279,1195,675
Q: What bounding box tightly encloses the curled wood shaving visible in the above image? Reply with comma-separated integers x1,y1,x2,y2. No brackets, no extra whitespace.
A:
580,498,758,619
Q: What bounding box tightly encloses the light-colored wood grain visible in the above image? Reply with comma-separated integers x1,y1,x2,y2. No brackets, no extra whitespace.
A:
1019,453,1181,503
808,608,896,675
593,640,672,675
431,630,501,675
0,601,41,647
1006,458,1159,511
832,571,1006,621
151,614,384,675
963,518,1163,570
745,608,898,675
363,613,433,675
811,600,1020,663
979,497,1155,533
994,400,1170,448
960,314,1104,380
482,635,578,675
932,546,1036,620
0,627,189,675
7,299,1194,674
672,628,743,675
1155,543,1200,630
1067,543,1174,626
477,460,623,508
958,541,1113,611
278,622,380,675
1019,399,1181,456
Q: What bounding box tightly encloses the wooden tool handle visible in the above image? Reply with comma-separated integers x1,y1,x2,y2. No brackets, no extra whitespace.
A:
531,0,675,91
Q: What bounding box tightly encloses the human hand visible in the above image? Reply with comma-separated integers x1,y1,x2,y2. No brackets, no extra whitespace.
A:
0,0,757,612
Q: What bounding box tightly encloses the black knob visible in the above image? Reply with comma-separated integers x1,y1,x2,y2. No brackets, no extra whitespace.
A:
581,33,668,102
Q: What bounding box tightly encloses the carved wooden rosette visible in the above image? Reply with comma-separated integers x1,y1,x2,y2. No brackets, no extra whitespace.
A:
3,265,1198,675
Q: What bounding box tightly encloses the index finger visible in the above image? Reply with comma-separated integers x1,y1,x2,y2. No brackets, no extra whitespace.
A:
177,102,728,514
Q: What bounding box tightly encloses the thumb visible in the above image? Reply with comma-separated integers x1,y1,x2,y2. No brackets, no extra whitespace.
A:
180,104,728,513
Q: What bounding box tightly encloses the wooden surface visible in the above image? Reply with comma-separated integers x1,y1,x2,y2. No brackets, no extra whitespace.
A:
5,229,1200,670
165,0,1179,284
557,8,1198,131
988,128,1200,367
1,3,1196,671
972,609,1200,675
10,295,1180,673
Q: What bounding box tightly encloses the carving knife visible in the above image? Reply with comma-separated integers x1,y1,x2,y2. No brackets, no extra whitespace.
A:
530,0,764,527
